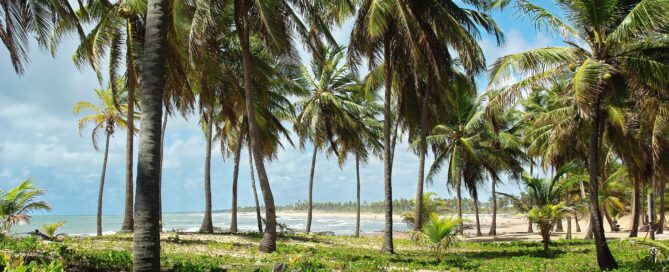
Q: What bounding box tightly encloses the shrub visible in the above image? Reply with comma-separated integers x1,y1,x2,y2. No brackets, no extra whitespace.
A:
412,214,462,262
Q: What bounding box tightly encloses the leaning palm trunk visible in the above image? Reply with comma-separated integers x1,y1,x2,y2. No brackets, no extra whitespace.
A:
121,19,137,233
587,106,617,269
555,219,564,232
230,133,243,233
380,32,394,253
306,147,318,233
97,130,111,237
133,0,168,269
575,213,581,232
200,118,214,233
414,87,430,231
249,144,263,233
473,197,482,237
355,153,361,237
489,175,497,236
236,0,277,252
629,177,640,237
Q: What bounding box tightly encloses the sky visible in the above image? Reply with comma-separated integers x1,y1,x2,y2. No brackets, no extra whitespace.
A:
0,1,561,215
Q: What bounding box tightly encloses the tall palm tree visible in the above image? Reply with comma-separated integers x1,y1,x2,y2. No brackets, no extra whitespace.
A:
133,0,169,269
74,84,132,237
199,111,215,233
0,180,51,234
295,45,365,233
74,84,134,236
1,0,83,75
232,0,335,252
488,1,669,268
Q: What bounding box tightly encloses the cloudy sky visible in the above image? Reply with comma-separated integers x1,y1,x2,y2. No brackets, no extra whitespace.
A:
0,2,561,215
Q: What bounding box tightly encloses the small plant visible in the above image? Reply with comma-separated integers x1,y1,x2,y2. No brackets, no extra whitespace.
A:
40,221,66,241
411,214,462,262
402,192,444,229
0,180,51,234
528,203,570,251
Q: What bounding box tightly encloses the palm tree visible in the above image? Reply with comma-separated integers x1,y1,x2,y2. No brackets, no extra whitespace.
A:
0,180,51,234
132,0,169,269
199,112,215,233
488,1,669,268
232,0,335,253
529,203,571,251
295,45,365,233
74,84,132,237
1,0,83,75
411,214,462,262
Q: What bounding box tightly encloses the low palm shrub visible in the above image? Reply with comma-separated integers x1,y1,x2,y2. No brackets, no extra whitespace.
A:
528,203,570,250
412,214,462,262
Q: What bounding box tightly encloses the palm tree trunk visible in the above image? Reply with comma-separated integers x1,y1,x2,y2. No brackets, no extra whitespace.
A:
473,197,482,237
566,216,572,239
457,180,463,235
306,147,318,233
587,106,617,269
527,220,533,233
555,219,564,232
200,117,214,233
355,153,361,238
230,135,243,234
157,111,167,232
414,82,431,232
249,143,263,233
603,206,618,232
236,0,277,252
97,130,111,237
649,188,656,240
133,0,168,268
489,175,497,236
658,179,665,234
381,32,394,254
575,213,581,232
629,177,640,237
121,19,137,233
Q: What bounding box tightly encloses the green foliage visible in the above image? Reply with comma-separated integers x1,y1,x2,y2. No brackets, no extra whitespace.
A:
528,203,570,250
412,214,462,262
40,222,65,240
402,192,444,229
0,180,51,235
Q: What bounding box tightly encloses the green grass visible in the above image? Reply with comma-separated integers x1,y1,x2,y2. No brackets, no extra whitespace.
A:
0,233,665,271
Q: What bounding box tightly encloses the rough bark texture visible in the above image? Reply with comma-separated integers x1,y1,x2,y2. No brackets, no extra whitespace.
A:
133,0,168,269
629,178,640,237
587,107,618,269
249,144,263,233
97,131,111,237
200,118,214,233
121,20,136,233
230,134,243,233
306,147,318,233
649,191,656,240
355,153,361,238
236,0,277,252
488,175,497,236
158,112,167,231
381,32,394,253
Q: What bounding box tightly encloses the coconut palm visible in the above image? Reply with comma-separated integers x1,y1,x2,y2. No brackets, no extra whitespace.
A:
0,180,51,235
74,84,133,237
132,0,169,269
488,1,669,267
1,0,83,75
295,45,366,233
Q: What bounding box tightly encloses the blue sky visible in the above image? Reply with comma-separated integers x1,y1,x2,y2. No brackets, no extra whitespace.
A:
0,1,560,215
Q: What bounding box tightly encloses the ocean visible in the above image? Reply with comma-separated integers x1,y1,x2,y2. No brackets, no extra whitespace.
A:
10,212,409,236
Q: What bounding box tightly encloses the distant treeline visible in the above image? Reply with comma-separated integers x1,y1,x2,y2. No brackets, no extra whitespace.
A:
234,196,519,214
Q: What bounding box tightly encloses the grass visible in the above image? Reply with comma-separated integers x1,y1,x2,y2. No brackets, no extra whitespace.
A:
0,232,665,271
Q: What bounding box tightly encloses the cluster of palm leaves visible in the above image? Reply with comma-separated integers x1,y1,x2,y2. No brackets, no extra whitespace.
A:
4,0,669,270
0,180,51,236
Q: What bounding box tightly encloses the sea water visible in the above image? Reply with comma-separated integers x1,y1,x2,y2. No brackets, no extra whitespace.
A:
10,212,408,236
